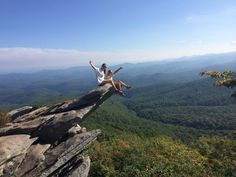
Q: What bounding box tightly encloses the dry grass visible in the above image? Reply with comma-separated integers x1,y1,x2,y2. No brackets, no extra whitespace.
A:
0,111,10,126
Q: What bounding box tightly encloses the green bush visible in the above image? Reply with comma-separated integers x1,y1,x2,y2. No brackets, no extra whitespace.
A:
86,134,211,177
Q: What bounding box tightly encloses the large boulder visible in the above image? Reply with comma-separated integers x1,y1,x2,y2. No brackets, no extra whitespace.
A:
0,84,114,177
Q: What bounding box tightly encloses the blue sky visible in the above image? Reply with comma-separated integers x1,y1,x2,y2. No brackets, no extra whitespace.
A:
0,0,236,73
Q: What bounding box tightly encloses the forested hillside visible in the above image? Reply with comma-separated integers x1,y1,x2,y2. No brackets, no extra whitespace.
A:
124,79,236,130
82,101,236,177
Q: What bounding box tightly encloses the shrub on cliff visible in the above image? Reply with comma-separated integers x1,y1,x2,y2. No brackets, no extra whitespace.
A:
0,111,10,126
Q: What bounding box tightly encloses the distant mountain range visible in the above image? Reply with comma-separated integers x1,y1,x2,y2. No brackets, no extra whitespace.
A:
0,51,236,110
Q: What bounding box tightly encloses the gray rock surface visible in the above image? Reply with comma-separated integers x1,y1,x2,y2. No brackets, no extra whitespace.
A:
8,106,34,121
0,84,114,177
68,124,82,136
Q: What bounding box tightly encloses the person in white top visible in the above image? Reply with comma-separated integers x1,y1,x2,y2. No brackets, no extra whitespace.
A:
89,61,131,96
89,60,107,85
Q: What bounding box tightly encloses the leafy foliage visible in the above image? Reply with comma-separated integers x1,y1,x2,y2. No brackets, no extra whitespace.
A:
201,70,236,98
196,136,236,177
87,135,210,177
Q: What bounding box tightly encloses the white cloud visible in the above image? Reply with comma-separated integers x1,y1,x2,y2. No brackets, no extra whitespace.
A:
232,41,236,44
0,46,236,74
0,47,168,73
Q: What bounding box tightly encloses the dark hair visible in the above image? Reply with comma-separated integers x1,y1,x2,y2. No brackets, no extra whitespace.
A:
101,63,107,68
101,63,107,74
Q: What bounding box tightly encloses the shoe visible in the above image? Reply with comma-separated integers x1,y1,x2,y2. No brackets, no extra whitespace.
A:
126,85,132,89
120,92,126,96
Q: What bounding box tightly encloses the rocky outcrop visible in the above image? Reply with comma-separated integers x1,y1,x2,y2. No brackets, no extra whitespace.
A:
0,84,114,177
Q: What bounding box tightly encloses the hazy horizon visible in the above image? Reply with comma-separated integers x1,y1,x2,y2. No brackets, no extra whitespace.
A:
0,50,235,75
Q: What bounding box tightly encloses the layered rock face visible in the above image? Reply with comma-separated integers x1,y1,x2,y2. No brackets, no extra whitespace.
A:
0,84,114,177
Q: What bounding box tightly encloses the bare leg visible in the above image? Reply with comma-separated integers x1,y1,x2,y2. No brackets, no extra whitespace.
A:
102,80,118,90
114,82,125,96
117,80,131,88
114,82,122,90
119,80,128,87
102,80,125,96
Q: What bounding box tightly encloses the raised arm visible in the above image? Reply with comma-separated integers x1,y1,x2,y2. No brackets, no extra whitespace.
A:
89,60,97,70
113,67,123,76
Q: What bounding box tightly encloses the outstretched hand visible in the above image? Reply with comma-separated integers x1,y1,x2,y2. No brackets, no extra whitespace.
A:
113,66,123,75
89,60,96,70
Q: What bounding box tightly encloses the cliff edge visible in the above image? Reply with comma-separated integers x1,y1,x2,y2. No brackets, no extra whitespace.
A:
0,84,114,177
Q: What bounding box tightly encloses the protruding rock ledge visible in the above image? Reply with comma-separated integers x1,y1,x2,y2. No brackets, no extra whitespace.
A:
0,84,114,177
